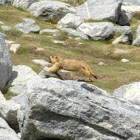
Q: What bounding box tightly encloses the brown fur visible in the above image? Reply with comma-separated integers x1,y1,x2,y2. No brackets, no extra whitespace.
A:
46,56,97,80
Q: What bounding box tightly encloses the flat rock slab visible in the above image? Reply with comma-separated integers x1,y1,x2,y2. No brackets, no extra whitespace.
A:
77,22,115,40
76,0,122,22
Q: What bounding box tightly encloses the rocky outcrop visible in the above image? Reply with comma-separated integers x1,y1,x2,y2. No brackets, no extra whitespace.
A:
0,34,12,91
115,26,131,33
132,25,140,46
28,1,76,23
11,77,140,140
9,65,38,94
112,30,133,45
0,101,20,131
14,18,40,34
77,22,115,40
0,117,19,140
123,0,140,5
0,0,11,5
57,13,84,29
114,82,140,105
76,0,122,23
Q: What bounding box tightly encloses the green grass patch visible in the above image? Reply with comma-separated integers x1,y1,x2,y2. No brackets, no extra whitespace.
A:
4,90,17,100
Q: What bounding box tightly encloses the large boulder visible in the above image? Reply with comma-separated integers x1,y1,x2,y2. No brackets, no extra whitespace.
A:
112,30,133,45
77,22,115,40
114,82,140,105
0,0,11,5
28,1,76,23
14,18,40,34
0,34,12,91
0,101,20,131
0,117,19,140
57,13,84,29
9,65,38,94
76,0,122,23
132,25,140,46
12,77,140,140
123,0,140,5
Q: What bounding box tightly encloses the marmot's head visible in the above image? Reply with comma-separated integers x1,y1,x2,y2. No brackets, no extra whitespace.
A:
49,56,62,64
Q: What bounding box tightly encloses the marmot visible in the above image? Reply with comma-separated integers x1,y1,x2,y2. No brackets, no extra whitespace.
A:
45,56,97,80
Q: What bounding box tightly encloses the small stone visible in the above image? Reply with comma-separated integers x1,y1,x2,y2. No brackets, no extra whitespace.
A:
39,29,58,35
1,25,11,31
53,40,66,45
5,40,15,45
0,21,4,25
10,44,21,53
32,59,52,67
114,49,128,54
35,47,45,51
121,58,130,63
98,62,105,66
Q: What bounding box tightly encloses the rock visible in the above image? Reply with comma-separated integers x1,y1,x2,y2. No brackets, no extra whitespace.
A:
132,25,140,46
1,25,11,31
112,31,133,45
0,91,6,101
28,1,76,23
32,59,52,67
121,5,140,12
12,77,140,140
5,40,14,45
10,44,21,53
76,0,122,23
53,40,66,45
114,26,131,33
77,22,115,40
123,0,140,5
121,58,130,63
0,0,11,5
0,34,12,90
98,62,105,66
14,18,40,34
34,47,45,51
117,10,132,25
114,82,140,105
0,101,20,131
0,117,19,140
0,21,4,25
39,29,58,35
9,65,38,94
61,28,89,40
57,13,84,29
132,36,140,46
114,49,128,54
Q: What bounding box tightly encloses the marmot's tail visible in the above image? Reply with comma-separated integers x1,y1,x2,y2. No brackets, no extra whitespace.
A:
87,65,98,79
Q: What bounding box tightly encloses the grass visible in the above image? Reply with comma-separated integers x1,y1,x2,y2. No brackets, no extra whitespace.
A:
0,5,140,99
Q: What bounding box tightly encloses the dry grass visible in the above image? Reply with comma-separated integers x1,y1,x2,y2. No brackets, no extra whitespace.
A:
0,5,140,94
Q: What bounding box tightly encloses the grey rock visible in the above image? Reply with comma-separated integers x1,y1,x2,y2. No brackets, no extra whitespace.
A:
28,1,76,23
77,22,115,40
61,28,89,40
114,49,128,54
132,36,140,46
57,13,84,29
115,26,131,33
114,82,140,105
9,65,38,94
117,10,132,25
132,25,140,46
0,0,11,5
76,0,122,23
32,59,52,67
12,77,140,140
39,29,58,35
0,34,12,90
1,25,11,31
121,5,140,12
10,44,21,54
0,101,20,131
0,91,6,101
121,58,130,63
112,31,133,45
0,117,19,140
14,18,40,34
123,0,140,5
